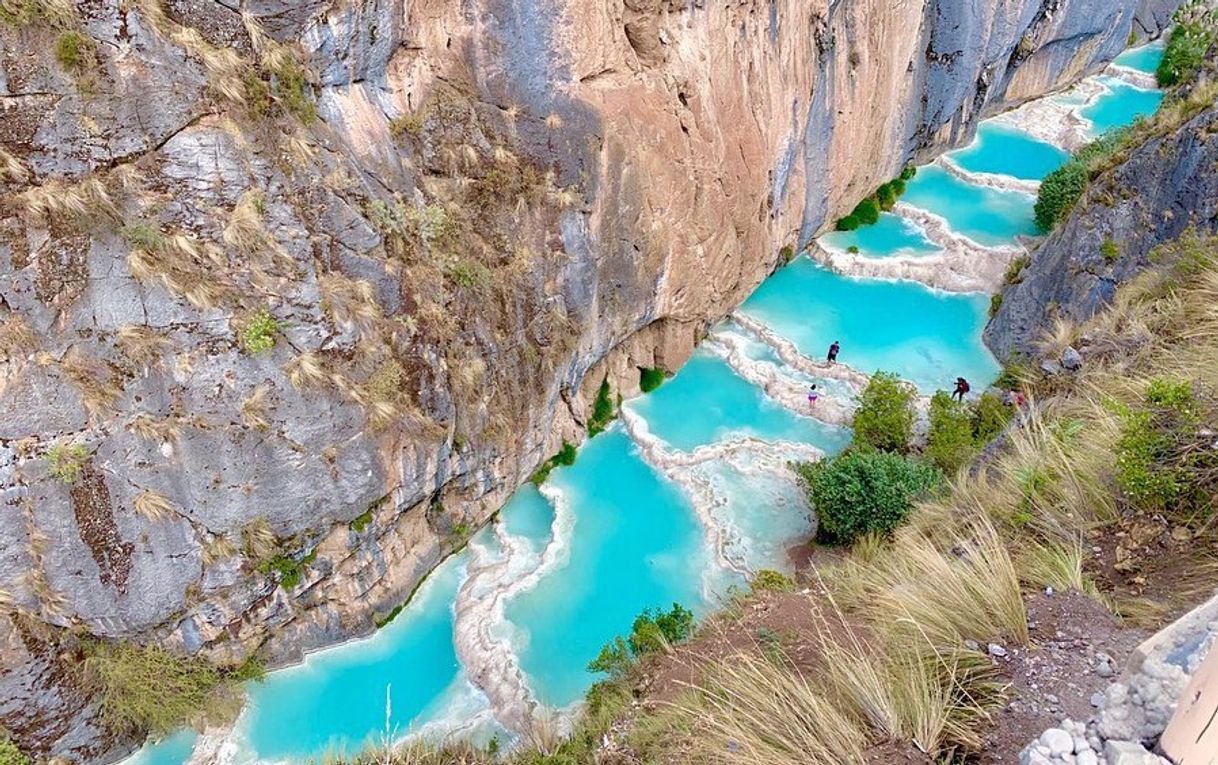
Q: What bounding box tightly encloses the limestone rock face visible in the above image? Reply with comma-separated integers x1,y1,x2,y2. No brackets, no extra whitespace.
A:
986,105,1218,360
0,0,1164,759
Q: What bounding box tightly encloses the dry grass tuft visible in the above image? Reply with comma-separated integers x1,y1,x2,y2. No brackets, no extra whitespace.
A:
285,352,328,391
319,273,382,337
240,384,272,431
202,535,237,567
240,517,276,560
132,489,175,521
127,412,182,442
0,147,29,184
59,347,122,416
17,176,120,228
116,324,170,369
0,314,39,358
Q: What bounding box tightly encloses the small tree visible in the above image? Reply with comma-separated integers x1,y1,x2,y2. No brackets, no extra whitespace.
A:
925,392,976,473
852,371,917,452
794,450,943,545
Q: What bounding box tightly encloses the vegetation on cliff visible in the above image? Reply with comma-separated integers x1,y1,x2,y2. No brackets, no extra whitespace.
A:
835,169,916,231
1157,0,1217,86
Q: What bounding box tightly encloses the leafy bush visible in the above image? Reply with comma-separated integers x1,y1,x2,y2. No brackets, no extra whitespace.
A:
972,392,1013,443
47,443,88,483
587,377,615,436
900,166,917,181
751,569,795,592
1035,131,1126,232
876,182,898,210
836,214,861,231
851,371,917,452
1114,377,1215,515
256,550,317,590
272,59,316,123
0,738,28,765
1003,254,1030,284
925,392,976,473
639,366,666,393
449,260,490,288
1157,18,1215,87
851,197,881,226
529,440,578,485
240,308,279,354
627,603,695,655
989,293,1003,318
779,245,795,263
80,641,237,736
54,30,91,73
350,507,374,533
588,604,695,678
794,450,943,545
1101,237,1120,263
847,245,860,254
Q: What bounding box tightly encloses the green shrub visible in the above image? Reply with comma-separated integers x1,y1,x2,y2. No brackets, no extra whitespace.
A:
1114,377,1211,514
1035,131,1127,231
587,377,615,436
0,738,28,765
925,392,976,473
448,260,490,288
972,392,1013,443
900,166,917,181
639,366,666,393
876,182,898,211
1101,237,1120,263
835,214,861,231
779,245,795,263
588,603,695,679
794,450,943,545
586,636,631,679
847,245,860,254
350,507,374,533
851,197,881,226
627,603,694,655
240,308,279,354
890,177,907,196
989,293,1003,318
1157,20,1214,87
529,441,578,485
54,30,91,73
47,443,88,483
80,641,233,736
851,371,917,452
273,60,316,123
1004,254,1030,284
751,569,795,592
256,550,317,590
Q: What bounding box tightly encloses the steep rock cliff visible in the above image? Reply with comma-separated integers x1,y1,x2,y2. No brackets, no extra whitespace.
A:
986,102,1218,359
0,0,1159,759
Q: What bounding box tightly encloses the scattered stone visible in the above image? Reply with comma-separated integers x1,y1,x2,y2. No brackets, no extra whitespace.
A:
1096,652,1115,678
1076,751,1099,765
1091,692,1105,707
1041,727,1074,756
1061,346,1083,370
965,639,981,652
1046,693,1060,705
1104,740,1171,764
989,643,1009,658
1041,359,1064,376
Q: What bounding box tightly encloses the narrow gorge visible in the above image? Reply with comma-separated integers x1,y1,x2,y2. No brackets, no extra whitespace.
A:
2,1,1212,764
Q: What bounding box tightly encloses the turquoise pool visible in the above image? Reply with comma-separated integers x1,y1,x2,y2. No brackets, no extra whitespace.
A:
628,351,851,454
819,212,941,258
948,123,1070,181
1113,41,1166,76
1083,77,1164,136
737,258,1000,394
502,428,712,706
901,165,1039,246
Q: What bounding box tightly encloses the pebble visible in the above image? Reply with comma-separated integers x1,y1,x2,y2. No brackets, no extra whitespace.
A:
1091,692,1105,707
989,643,1008,657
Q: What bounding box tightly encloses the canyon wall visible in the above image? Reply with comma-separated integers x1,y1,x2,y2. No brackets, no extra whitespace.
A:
987,100,1218,359
0,0,1161,759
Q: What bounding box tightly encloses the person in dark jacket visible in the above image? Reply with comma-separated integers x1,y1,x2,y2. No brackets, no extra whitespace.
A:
952,377,970,402
827,341,840,364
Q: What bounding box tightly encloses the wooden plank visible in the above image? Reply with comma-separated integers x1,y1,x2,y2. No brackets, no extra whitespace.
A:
1160,643,1218,765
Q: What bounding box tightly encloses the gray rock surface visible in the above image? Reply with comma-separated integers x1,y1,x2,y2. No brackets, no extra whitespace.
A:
0,0,1168,760
987,105,1218,360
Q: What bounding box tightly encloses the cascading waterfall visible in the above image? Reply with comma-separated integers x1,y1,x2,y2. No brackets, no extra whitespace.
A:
125,40,1170,765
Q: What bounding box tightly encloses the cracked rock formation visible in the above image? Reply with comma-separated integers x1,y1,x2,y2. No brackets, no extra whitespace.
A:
0,0,1169,760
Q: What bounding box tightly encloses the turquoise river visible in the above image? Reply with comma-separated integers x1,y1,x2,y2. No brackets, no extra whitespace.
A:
124,40,1166,765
